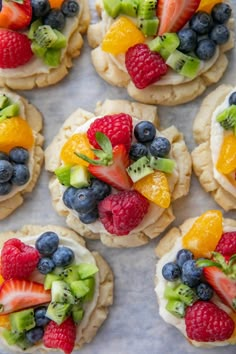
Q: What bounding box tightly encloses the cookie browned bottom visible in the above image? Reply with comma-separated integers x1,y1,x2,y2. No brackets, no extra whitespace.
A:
45,99,192,248
0,89,44,220
0,224,114,352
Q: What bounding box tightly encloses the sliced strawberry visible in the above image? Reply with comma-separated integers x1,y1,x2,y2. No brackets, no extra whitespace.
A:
203,266,236,311
157,0,201,35
89,144,133,191
0,0,32,31
0,279,51,314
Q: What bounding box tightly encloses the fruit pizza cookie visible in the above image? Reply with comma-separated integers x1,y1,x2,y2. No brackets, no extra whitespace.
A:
0,225,113,353
88,0,234,105
192,85,236,211
155,210,236,347
0,89,43,220
45,99,192,247
0,0,90,90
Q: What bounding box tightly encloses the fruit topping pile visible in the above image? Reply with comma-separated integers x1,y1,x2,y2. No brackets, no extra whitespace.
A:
161,210,236,343
0,0,80,69
55,114,175,236
101,0,232,88
0,231,98,353
215,90,236,183
0,93,34,196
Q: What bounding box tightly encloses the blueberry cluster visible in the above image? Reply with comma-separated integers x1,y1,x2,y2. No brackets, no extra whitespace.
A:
36,231,74,274
162,249,213,301
63,178,111,224
177,3,232,61
130,121,171,161
0,147,30,196
25,306,50,344
31,0,80,31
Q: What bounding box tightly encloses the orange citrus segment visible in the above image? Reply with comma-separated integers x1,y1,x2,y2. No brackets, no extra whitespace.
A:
101,17,145,55
48,0,64,8
216,134,236,175
229,312,236,344
0,275,4,286
0,116,34,153
60,133,94,166
0,314,11,329
197,0,222,13
182,210,223,258
134,171,170,208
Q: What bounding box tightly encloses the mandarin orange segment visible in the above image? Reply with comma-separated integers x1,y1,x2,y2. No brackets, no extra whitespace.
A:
101,17,145,55
182,210,223,258
216,134,236,175
60,133,94,166
134,171,170,208
0,275,4,286
0,314,11,329
0,116,34,154
48,0,64,8
197,0,222,13
228,312,236,344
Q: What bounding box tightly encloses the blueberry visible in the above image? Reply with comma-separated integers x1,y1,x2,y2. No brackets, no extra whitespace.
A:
134,121,156,143
0,152,9,161
35,231,59,256
229,92,236,106
211,3,232,24
52,246,74,267
181,260,202,287
177,28,198,54
37,257,55,274
25,326,44,344
9,147,29,164
0,160,13,183
210,24,230,45
176,249,193,268
72,188,97,213
0,182,12,195
196,282,214,301
11,164,30,186
31,0,50,18
162,262,181,281
189,11,213,35
61,0,80,17
79,207,99,224
129,143,148,161
63,186,78,209
89,179,111,201
195,38,216,60
34,306,50,327
149,137,171,157
43,9,66,31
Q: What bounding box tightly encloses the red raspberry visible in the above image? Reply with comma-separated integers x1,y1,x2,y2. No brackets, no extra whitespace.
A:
185,301,234,342
215,232,236,257
98,190,149,236
1,238,40,280
125,44,168,89
0,29,33,69
43,317,76,354
87,113,133,151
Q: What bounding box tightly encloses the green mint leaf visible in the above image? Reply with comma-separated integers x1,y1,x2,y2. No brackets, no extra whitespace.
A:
196,259,221,268
95,132,113,157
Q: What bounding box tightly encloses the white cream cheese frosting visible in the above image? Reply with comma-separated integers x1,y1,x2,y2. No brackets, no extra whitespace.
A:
0,233,99,353
210,87,236,198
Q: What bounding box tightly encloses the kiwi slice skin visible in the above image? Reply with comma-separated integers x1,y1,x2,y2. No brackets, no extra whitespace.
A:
127,156,154,183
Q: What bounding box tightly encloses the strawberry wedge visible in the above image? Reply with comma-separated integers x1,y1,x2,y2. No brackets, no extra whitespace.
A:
157,0,201,35
203,266,236,311
0,0,32,31
0,279,51,314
